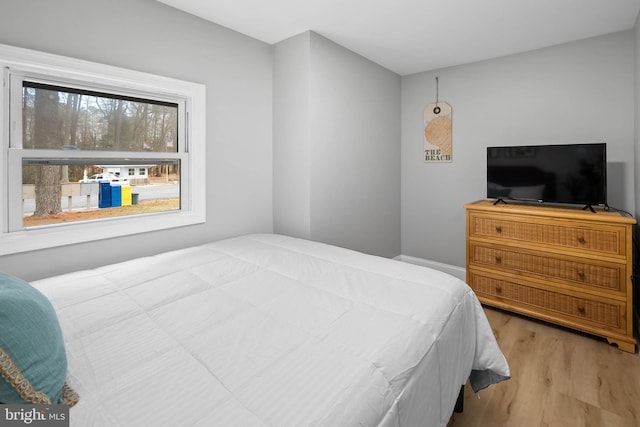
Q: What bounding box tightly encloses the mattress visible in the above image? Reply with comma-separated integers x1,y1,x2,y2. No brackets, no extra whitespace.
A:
32,234,509,426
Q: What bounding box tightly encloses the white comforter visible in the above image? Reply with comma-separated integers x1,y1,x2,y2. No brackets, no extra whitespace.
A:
32,234,509,427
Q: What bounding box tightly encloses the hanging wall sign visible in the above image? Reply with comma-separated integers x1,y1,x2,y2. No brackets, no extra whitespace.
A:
424,77,452,162
424,101,452,162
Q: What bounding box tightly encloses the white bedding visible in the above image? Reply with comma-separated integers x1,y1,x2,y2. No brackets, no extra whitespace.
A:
32,234,509,427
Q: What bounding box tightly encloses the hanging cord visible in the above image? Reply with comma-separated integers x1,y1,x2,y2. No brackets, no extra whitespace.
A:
433,76,441,114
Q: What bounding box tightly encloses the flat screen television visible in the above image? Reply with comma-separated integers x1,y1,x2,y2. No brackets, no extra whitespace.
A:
486,143,607,209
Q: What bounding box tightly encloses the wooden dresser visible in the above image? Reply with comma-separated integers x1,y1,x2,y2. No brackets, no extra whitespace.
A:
465,200,636,353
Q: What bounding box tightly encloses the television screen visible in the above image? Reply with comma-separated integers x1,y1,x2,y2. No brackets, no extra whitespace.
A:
486,143,607,207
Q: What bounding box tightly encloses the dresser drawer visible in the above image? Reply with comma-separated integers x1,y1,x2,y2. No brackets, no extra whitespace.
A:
468,212,626,257
469,271,626,332
469,243,625,294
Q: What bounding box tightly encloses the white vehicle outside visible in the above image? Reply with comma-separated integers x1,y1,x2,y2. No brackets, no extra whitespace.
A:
79,173,128,183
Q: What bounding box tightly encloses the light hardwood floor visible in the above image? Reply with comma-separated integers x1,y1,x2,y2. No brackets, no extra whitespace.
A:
450,307,640,427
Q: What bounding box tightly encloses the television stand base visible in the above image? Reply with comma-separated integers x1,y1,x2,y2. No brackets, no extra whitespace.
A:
492,198,507,205
582,203,609,213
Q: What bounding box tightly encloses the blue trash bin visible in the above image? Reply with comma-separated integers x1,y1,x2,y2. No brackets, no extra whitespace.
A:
111,183,122,207
98,181,111,208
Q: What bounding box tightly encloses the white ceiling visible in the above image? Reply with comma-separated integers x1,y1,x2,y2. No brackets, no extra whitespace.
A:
157,0,640,75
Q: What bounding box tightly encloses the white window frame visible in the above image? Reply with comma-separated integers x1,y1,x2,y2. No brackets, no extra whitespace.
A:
0,43,206,255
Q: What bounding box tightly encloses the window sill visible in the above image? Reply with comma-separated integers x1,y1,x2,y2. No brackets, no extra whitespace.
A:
0,209,205,256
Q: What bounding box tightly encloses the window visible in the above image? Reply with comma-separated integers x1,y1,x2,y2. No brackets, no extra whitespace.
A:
0,44,206,255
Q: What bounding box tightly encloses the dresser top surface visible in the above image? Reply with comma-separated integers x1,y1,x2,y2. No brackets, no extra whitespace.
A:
465,200,637,225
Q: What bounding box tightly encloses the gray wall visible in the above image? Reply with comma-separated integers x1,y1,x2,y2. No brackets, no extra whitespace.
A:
634,13,640,331
0,0,274,280
0,1,635,280
401,31,636,268
273,33,312,239
636,14,640,220
273,32,401,258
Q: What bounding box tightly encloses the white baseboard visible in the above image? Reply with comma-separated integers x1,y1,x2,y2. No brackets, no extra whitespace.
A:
394,254,466,282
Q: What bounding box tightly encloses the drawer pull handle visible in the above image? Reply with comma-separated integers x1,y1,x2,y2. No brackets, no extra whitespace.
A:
577,271,585,279
495,286,502,295
495,255,502,264
495,226,502,233
577,305,586,315
577,236,586,244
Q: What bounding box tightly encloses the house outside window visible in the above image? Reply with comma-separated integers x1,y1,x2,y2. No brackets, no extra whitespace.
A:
0,44,206,255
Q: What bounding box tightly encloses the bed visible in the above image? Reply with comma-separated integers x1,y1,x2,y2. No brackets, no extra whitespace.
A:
3,233,509,426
